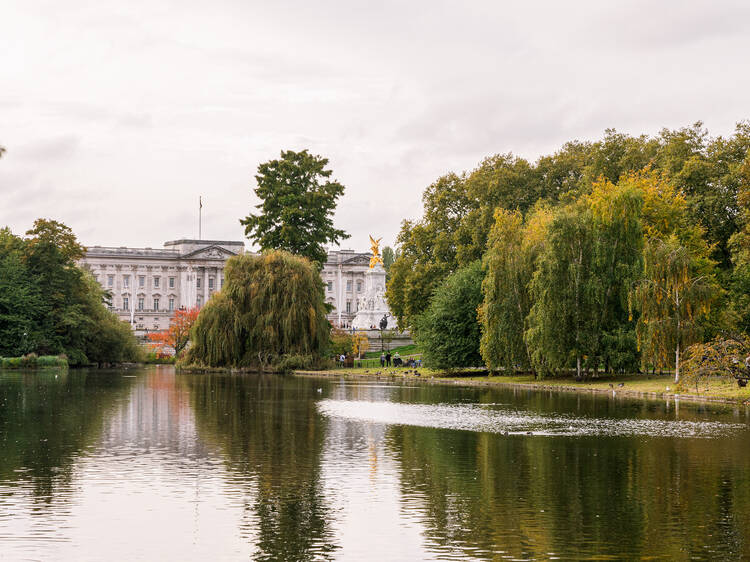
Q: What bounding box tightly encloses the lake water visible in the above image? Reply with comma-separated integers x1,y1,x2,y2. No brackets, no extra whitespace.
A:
1,367,749,561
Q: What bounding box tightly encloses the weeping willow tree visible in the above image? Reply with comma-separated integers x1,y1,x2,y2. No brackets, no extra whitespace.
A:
631,236,717,383
479,205,551,372
186,251,330,370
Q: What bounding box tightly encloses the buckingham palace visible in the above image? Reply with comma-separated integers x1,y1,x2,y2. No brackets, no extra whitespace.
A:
80,239,378,334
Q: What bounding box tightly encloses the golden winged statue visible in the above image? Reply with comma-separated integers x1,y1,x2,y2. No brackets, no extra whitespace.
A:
368,235,384,268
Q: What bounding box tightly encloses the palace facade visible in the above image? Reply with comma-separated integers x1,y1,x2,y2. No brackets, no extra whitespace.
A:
80,240,378,334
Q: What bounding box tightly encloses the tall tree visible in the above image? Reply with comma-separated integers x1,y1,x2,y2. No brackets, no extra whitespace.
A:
187,251,330,370
631,236,717,383
386,173,471,330
525,204,599,378
479,205,551,372
381,246,397,272
729,154,750,332
240,149,348,265
0,221,139,363
415,261,484,369
584,178,646,373
0,228,41,356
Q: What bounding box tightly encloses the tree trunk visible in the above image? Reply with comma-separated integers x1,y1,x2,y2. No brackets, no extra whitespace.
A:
675,289,680,384
577,355,581,379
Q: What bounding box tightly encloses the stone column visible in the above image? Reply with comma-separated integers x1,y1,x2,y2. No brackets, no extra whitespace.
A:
203,267,209,306
337,263,342,327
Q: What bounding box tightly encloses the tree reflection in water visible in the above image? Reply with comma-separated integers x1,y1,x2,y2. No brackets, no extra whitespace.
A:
0,369,136,503
382,385,750,560
184,373,338,561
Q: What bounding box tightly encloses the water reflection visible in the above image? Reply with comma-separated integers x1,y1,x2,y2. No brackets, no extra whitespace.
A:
184,374,338,561
317,399,746,437
1,369,749,560
0,369,134,496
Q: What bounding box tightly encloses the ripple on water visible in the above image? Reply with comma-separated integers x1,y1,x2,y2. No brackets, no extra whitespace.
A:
316,400,747,438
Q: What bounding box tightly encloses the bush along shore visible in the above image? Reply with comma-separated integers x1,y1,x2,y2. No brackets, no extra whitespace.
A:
294,367,750,405
0,354,68,369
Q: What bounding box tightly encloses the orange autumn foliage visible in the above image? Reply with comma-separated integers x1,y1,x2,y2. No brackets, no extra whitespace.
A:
147,307,199,357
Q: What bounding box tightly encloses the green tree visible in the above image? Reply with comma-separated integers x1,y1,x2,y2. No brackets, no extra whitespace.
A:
187,251,330,370
631,236,717,383
0,229,41,356
381,245,397,272
240,149,349,265
584,178,646,373
729,155,750,332
525,204,600,378
479,206,551,372
0,221,139,364
386,173,471,330
415,261,484,369
654,121,750,268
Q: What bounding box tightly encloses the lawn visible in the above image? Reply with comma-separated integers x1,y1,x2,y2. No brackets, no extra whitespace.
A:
295,367,750,403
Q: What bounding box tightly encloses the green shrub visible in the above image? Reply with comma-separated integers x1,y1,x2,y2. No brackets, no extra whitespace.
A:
0,354,68,369
37,355,68,367
415,261,484,369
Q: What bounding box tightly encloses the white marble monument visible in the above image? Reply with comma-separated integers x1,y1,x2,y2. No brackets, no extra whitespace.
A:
351,237,398,331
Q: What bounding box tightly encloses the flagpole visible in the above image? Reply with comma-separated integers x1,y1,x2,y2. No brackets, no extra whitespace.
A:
199,196,202,240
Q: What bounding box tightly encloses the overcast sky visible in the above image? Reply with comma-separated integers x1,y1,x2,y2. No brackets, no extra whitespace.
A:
2,0,750,252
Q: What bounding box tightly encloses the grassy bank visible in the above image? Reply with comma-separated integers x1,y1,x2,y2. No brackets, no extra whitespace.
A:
295,367,750,404
0,354,68,369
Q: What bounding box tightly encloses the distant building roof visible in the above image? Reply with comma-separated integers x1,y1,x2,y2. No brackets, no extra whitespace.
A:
164,239,244,247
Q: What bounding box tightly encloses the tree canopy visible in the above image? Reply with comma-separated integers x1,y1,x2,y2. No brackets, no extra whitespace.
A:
387,123,750,334
415,260,484,370
186,250,331,370
240,149,349,265
0,220,140,364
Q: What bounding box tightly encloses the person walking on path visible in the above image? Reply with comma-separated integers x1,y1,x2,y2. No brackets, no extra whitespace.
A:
380,353,385,367
385,352,392,367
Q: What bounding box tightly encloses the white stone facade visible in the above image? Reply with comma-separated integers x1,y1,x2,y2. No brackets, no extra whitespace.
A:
80,239,243,335
320,249,377,328
80,241,393,334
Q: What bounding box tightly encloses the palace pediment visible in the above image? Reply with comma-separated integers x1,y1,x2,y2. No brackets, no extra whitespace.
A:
341,253,371,266
181,245,238,260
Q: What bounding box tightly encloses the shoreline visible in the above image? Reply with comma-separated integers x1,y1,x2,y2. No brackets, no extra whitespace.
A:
294,369,750,406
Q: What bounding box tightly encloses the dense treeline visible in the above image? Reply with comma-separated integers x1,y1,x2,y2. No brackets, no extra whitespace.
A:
0,220,141,365
388,122,750,378
185,250,331,371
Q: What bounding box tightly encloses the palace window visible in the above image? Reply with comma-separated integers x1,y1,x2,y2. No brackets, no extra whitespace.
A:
327,281,333,292
123,275,130,288
168,298,174,311
154,277,160,288
346,280,352,292
153,298,159,311
169,277,175,288
197,278,201,289
138,298,144,311
209,277,214,289
123,297,129,310
346,300,351,313
197,296,202,307
107,275,114,287
357,280,362,292
139,276,145,288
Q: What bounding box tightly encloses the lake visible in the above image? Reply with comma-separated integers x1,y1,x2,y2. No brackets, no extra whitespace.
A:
1,367,749,560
